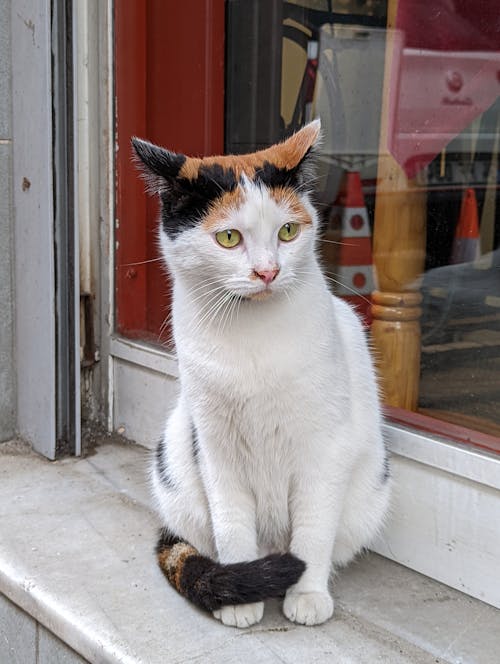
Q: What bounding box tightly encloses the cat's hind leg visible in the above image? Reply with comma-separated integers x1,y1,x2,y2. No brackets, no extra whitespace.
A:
331,452,391,567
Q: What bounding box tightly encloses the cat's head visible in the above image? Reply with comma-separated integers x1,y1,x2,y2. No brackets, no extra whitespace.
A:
132,121,321,300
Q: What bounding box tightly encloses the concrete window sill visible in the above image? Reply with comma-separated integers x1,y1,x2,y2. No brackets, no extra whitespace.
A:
0,439,498,664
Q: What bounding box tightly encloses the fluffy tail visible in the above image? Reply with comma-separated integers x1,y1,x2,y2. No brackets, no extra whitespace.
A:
156,529,306,612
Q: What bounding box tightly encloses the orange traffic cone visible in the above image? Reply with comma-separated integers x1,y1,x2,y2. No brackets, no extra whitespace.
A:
450,188,481,264
329,171,374,325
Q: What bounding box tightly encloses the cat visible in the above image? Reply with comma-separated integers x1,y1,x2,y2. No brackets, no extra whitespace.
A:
132,120,390,628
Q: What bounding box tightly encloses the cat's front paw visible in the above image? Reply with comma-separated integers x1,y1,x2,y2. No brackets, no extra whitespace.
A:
213,601,264,628
283,590,334,626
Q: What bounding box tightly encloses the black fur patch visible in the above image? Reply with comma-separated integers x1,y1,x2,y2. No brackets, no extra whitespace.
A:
254,160,300,189
191,423,200,463
179,553,306,612
158,188,207,239
156,527,181,555
253,147,314,190
131,138,186,179
381,451,391,483
196,163,239,194
156,437,175,488
159,163,239,239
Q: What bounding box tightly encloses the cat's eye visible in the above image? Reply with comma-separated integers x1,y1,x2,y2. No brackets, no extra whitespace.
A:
278,222,300,242
215,229,242,248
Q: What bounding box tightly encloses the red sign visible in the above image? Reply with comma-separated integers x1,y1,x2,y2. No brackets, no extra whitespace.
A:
388,0,500,178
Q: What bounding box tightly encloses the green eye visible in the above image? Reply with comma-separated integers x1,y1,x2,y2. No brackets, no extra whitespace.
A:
278,222,300,242
215,229,242,248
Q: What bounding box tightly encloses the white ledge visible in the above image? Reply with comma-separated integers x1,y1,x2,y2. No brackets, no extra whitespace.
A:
110,336,179,377
1,439,499,664
384,424,500,491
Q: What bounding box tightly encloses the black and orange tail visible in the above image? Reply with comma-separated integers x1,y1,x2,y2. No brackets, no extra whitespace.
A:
156,529,306,612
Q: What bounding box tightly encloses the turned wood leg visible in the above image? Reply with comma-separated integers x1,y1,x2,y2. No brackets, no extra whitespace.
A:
371,290,423,410
370,0,427,411
371,185,427,411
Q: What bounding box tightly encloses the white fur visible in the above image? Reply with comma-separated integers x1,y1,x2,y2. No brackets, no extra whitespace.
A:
151,177,390,628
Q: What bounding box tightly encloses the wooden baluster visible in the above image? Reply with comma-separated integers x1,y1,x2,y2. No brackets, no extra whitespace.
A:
370,0,427,410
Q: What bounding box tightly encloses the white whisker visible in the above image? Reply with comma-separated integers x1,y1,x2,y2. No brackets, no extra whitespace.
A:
192,290,231,336
319,238,357,247
295,267,372,306
118,256,164,267
217,295,234,336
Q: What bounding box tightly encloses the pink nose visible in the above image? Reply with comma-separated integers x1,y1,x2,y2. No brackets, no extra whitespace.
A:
253,267,280,285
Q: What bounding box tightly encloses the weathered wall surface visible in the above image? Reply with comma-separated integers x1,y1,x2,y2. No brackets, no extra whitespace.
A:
0,0,15,442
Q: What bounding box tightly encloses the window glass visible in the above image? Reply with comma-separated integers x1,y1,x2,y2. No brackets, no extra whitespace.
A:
226,0,500,440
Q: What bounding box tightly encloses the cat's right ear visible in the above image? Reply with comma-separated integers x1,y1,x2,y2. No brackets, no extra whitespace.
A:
131,137,186,193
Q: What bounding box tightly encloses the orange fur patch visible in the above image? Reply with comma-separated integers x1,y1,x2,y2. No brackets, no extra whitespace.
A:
261,122,320,172
270,187,313,225
178,122,320,182
202,187,245,231
158,542,198,593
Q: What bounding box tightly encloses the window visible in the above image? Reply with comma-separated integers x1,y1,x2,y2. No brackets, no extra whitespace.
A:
115,0,500,449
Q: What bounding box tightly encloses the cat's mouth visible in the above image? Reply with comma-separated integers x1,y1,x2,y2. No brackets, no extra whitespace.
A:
235,281,279,301
228,276,284,301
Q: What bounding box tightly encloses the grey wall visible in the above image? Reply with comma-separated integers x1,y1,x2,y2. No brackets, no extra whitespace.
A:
0,593,89,664
0,0,15,442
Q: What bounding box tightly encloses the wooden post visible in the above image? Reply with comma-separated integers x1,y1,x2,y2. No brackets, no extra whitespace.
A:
371,0,427,410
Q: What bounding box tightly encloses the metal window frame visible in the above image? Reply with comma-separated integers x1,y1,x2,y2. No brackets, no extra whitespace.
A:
12,0,80,458
54,0,80,456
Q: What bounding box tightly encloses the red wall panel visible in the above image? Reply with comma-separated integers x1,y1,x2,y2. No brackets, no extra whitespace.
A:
115,0,225,340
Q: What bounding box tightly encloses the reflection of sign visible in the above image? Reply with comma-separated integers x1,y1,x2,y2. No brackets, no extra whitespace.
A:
388,0,500,178
389,47,500,178
446,71,463,93
442,96,472,107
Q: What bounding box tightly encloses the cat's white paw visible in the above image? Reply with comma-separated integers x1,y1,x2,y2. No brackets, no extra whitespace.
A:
283,591,334,626
213,601,264,628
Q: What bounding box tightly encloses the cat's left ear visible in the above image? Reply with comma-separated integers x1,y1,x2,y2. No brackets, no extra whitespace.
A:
263,119,321,188
131,137,186,193
281,119,321,166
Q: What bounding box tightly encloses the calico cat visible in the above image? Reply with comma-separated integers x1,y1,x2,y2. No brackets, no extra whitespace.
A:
132,120,390,628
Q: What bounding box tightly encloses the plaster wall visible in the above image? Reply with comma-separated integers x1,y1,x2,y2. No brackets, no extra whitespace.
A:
0,0,16,442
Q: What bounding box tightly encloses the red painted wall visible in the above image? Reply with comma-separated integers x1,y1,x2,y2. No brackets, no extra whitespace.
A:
115,0,225,340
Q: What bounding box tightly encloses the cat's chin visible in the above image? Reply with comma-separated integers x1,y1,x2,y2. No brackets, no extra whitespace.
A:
230,286,276,302
245,289,275,302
